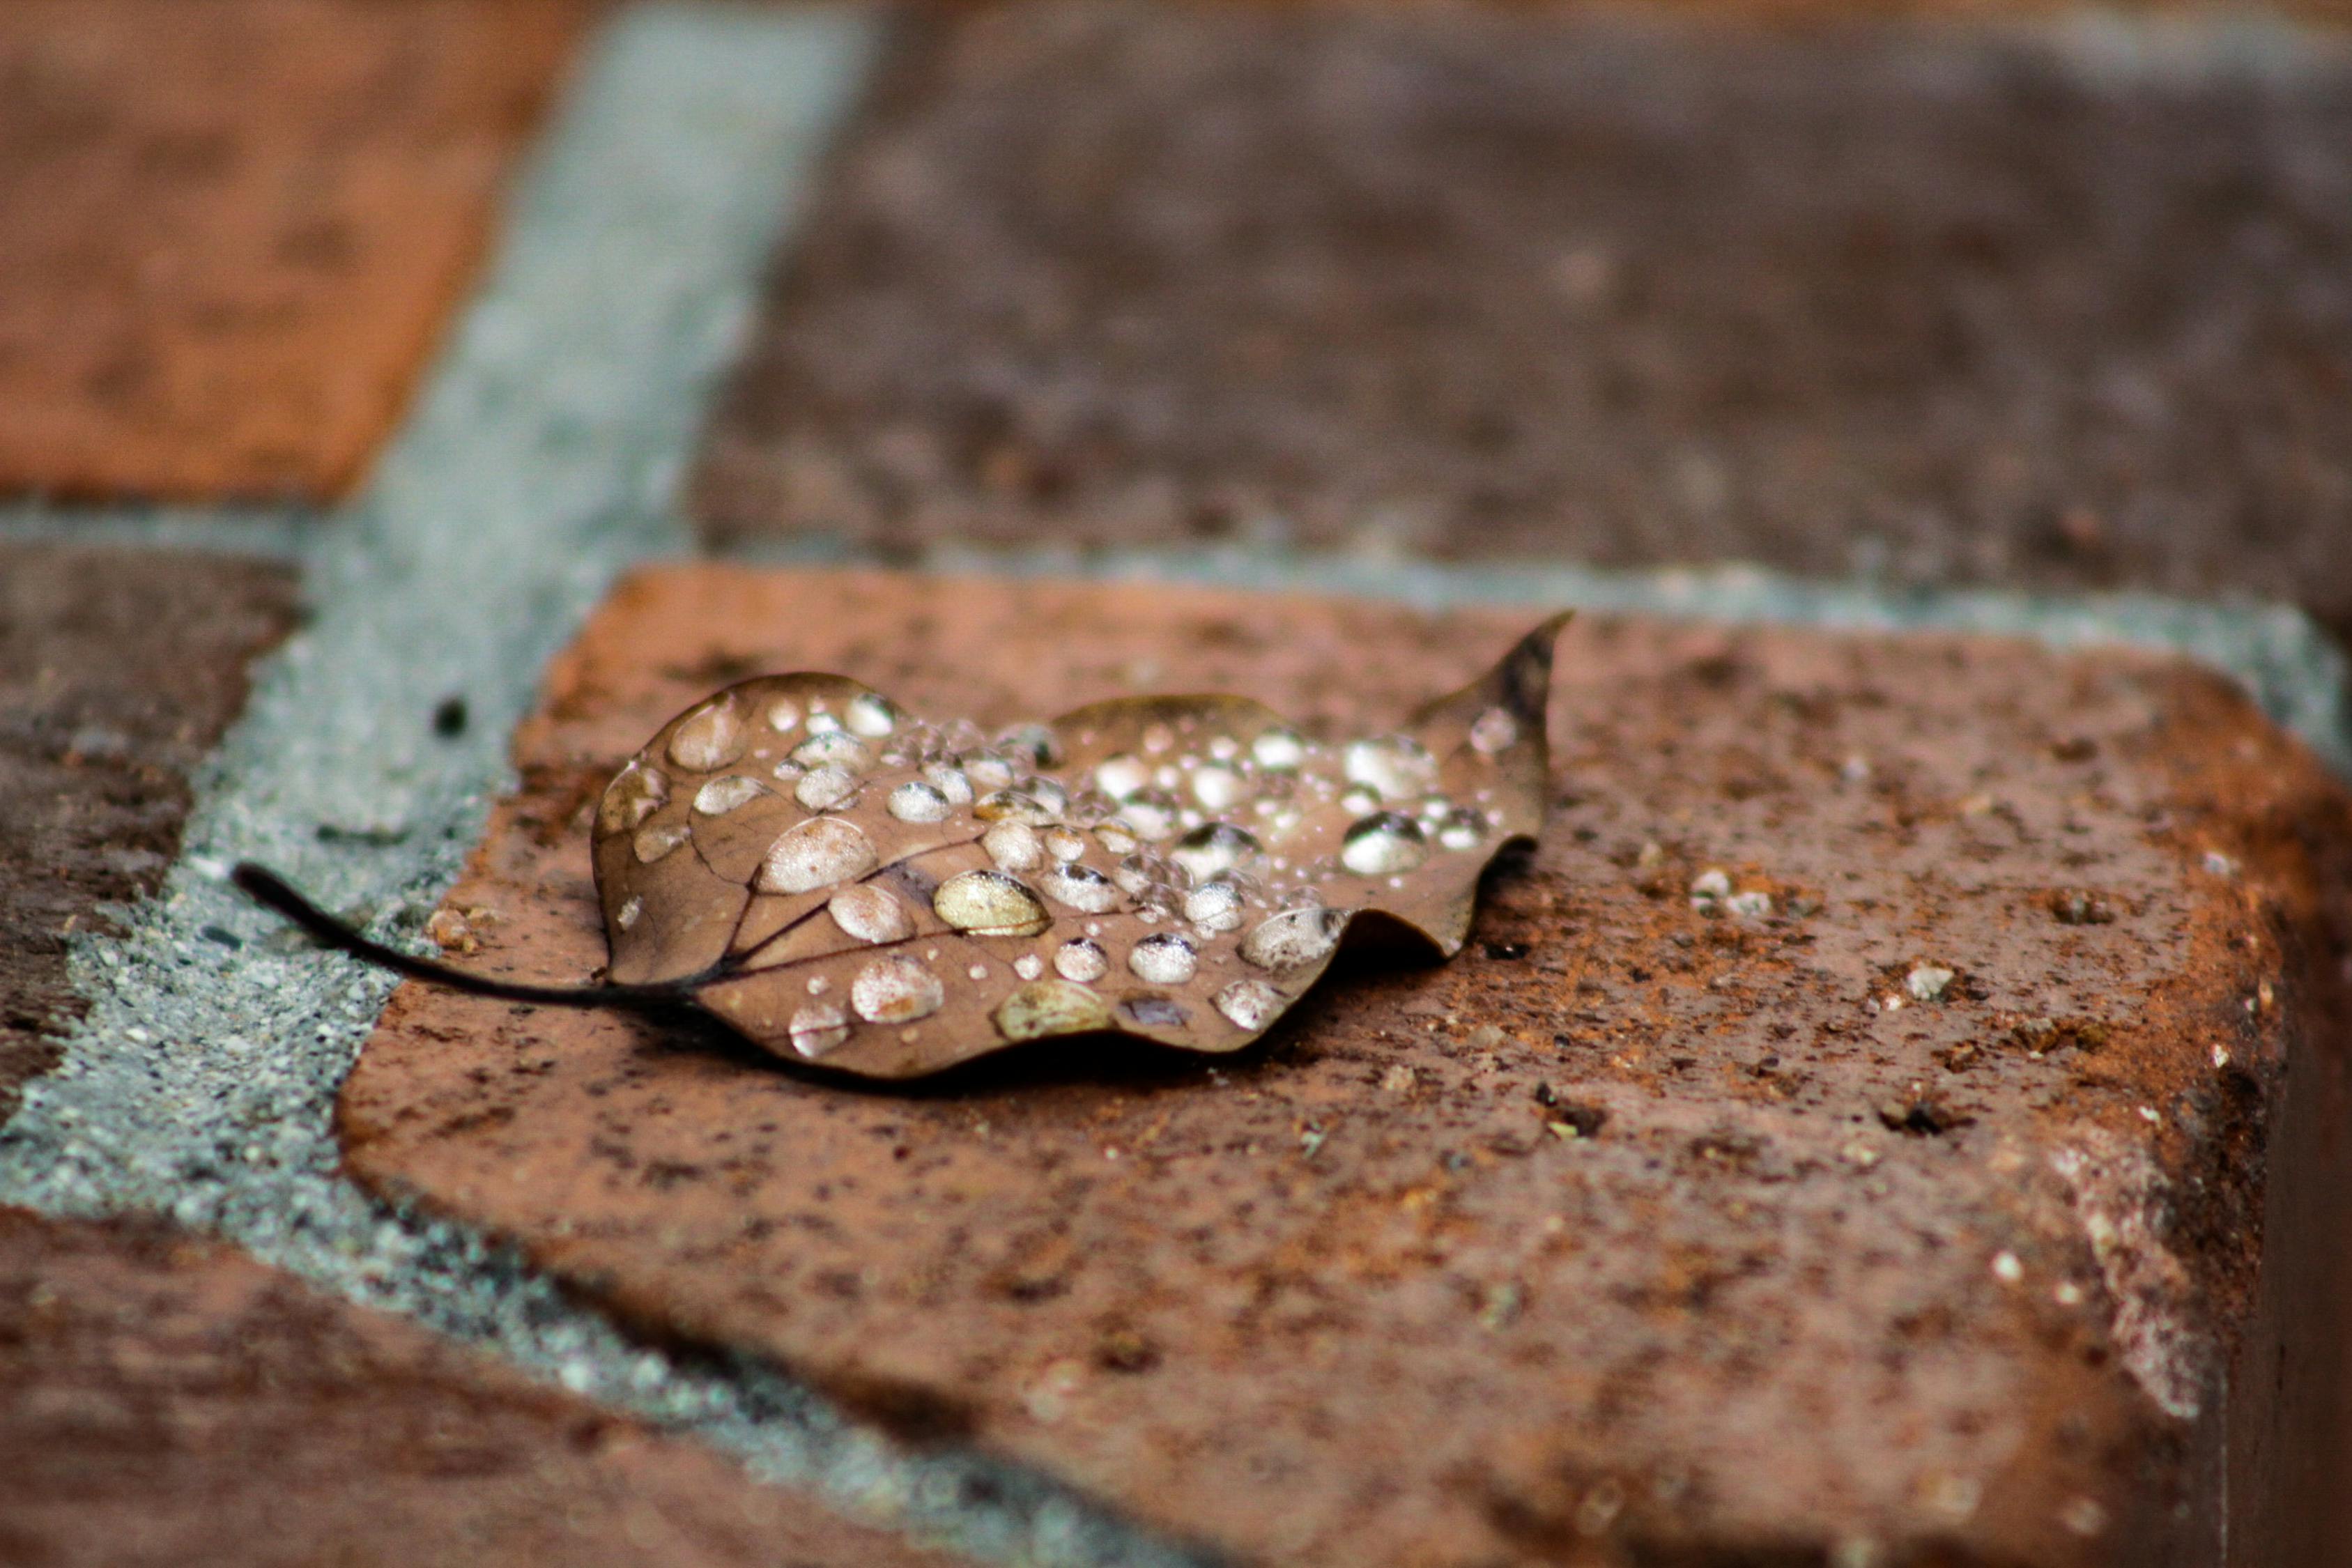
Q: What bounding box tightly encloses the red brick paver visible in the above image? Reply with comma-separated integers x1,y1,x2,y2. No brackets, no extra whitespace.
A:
0,1206,976,1568
0,0,582,502
339,567,2352,1566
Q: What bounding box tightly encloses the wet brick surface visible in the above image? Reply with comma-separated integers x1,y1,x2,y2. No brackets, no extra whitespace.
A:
0,544,299,1118
694,4,2352,641
0,1206,975,1568
340,566,2352,1567
0,0,580,501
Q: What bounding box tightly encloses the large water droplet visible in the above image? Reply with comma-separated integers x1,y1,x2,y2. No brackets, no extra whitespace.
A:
1190,764,1245,810
1240,906,1349,971
1183,881,1245,933
1171,822,1258,882
1343,735,1437,802
845,692,900,738
889,780,952,822
1120,791,1181,841
598,762,669,833
829,884,912,944
792,732,872,773
985,820,1043,871
693,775,769,816
668,700,747,771
796,765,858,811
789,1002,850,1058
758,817,877,893
633,822,690,863
1054,938,1109,982
1470,707,1519,754
924,763,974,804
1252,728,1307,771
993,979,1112,1041
1214,979,1283,1031
932,869,1052,936
1341,812,1429,875
765,698,801,733
1128,932,1199,985
1095,755,1151,799
1040,861,1120,913
851,956,944,1023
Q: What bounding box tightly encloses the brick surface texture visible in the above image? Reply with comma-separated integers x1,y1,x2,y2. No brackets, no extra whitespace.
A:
693,4,2352,640
0,1206,975,1568
339,566,2352,1567
0,0,580,502
0,544,299,1117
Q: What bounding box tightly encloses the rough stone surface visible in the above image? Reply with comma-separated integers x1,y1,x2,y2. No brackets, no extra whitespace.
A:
339,567,2352,1567
0,0,580,502
0,543,298,1117
693,4,2352,642
0,1206,974,1568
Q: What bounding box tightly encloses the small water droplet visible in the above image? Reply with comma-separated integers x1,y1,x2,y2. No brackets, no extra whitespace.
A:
1120,995,1189,1029
1142,723,1176,755
1171,822,1259,882
1112,856,1158,896
792,732,872,773
693,775,769,816
615,896,643,930
1043,827,1086,861
668,700,748,771
1129,932,1199,985
828,883,912,944
796,765,858,810
1120,791,1181,841
851,956,944,1023
932,869,1052,936
924,763,974,804
1040,861,1120,913
765,699,801,733
1095,754,1151,799
1190,764,1245,810
845,692,900,737
1436,806,1487,851
633,822,691,863
964,753,1018,792
1342,813,1429,875
1054,938,1109,982
1470,707,1519,754
805,708,840,734
1241,906,1350,971
1344,735,1437,801
1184,881,1245,932
985,820,1044,870
1208,735,1242,761
1340,787,1381,815
1214,979,1282,1030
889,780,953,822
976,788,1060,825
996,722,1062,767
1014,953,1045,981
1252,728,1307,771
1095,820,1141,854
758,817,877,893
598,762,670,832
969,963,990,981
789,1003,850,1058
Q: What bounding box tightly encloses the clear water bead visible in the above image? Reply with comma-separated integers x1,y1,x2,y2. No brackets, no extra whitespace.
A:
1054,939,1110,982
1240,906,1349,971
1341,812,1429,875
1040,862,1121,913
889,780,953,822
1183,882,1245,933
924,763,974,804
1095,821,1141,855
1095,754,1151,799
1043,827,1087,861
1252,728,1307,771
850,957,944,1024
758,817,877,893
1343,735,1438,801
1014,953,1045,981
1128,932,1199,985
795,766,858,811
828,884,912,944
984,820,1044,871
1436,806,1487,851
668,700,747,771
932,870,1052,937
615,896,643,930
788,1003,850,1059
792,732,872,773
1171,822,1258,882
1214,980,1282,1031
693,775,767,816
765,698,801,733
1190,764,1245,810
1120,792,1181,841
632,822,690,864
598,762,668,832
1470,707,1519,754
845,692,900,737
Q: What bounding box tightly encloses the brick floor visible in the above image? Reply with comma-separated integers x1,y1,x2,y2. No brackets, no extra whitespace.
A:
339,565,2352,1567
0,544,299,1119
0,1206,976,1568
0,0,582,502
693,3,2352,641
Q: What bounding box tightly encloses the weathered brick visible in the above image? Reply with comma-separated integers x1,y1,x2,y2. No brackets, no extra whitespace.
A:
692,4,2352,640
0,1206,974,1568
337,567,2352,1566
0,0,580,501
0,544,298,1117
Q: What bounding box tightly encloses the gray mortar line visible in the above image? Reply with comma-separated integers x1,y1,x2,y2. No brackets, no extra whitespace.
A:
0,8,1201,1567
739,538,2352,778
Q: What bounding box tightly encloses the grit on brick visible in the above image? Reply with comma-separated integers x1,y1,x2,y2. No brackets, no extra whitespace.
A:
0,1206,976,1568
693,4,2352,641
0,544,298,1119
0,0,581,502
337,567,2352,1567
